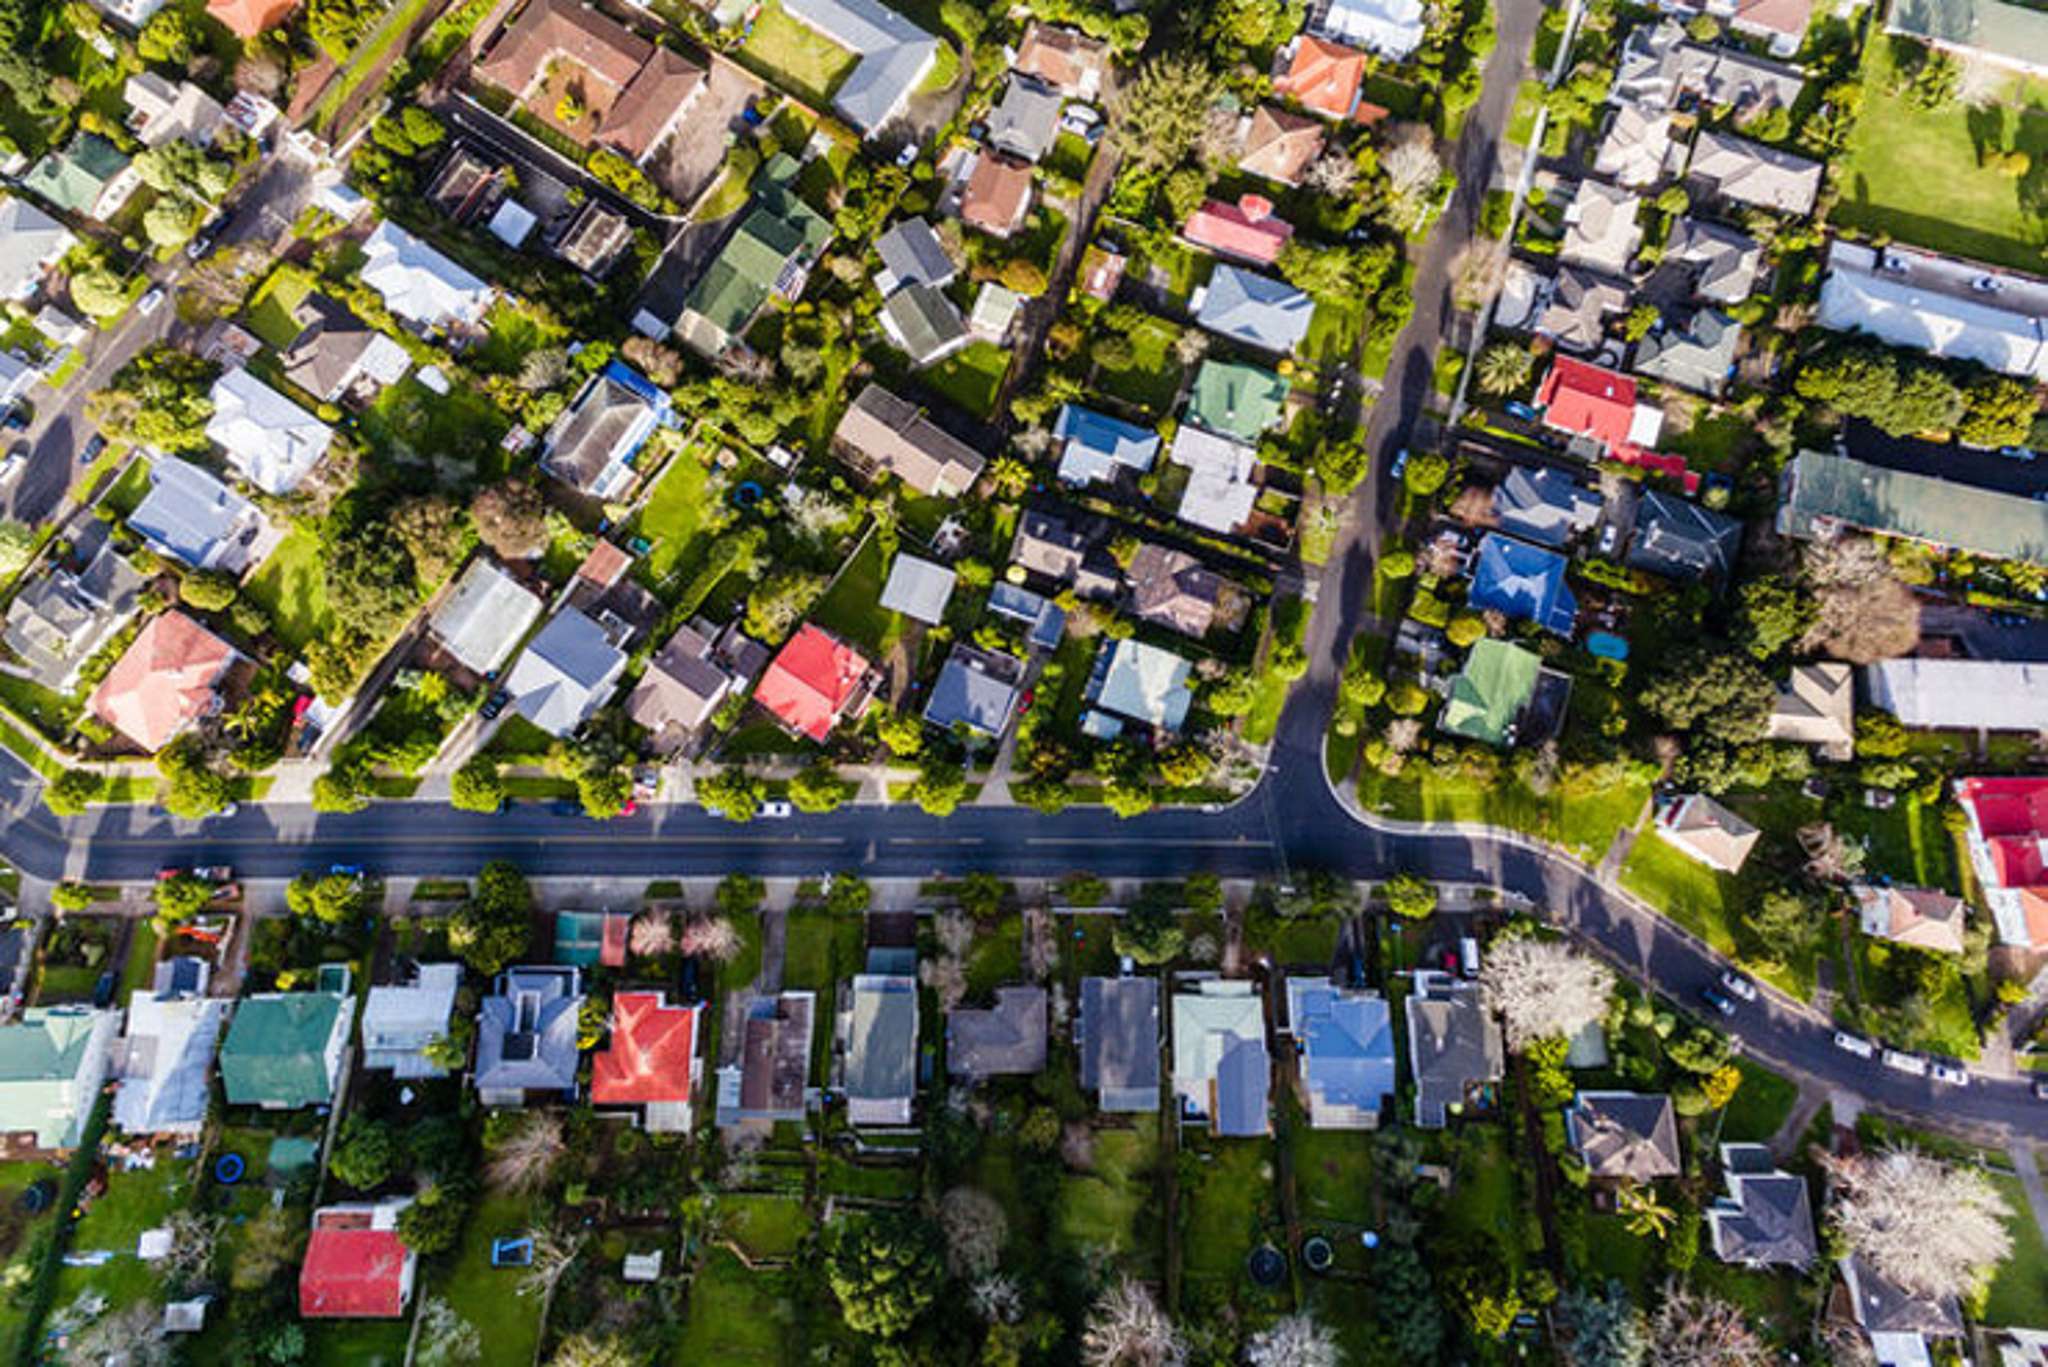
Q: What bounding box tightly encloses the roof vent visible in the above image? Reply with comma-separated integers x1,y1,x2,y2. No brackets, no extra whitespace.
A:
1238,194,1274,223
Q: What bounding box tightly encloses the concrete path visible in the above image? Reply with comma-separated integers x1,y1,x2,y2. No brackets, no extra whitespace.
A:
2008,1142,2048,1247
1767,1081,1832,1163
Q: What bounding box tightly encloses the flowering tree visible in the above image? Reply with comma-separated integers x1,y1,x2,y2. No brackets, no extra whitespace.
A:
1824,1148,2013,1302
1082,1279,1184,1367
1481,935,1616,1051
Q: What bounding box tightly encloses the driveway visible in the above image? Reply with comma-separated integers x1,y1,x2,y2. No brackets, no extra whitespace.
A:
643,57,765,208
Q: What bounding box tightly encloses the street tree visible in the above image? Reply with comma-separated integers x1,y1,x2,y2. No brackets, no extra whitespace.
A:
286,871,365,925
447,860,532,974
1379,872,1437,919
1481,934,1616,1051
1401,450,1450,498
449,756,504,813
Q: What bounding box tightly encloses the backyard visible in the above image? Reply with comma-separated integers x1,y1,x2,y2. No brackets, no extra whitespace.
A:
922,342,1010,420
434,1193,545,1364
628,449,714,587
243,525,335,652
1053,1124,1163,1278
741,1,856,106
1093,316,1186,415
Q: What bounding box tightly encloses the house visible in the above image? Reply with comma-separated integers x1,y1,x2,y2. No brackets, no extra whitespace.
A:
361,221,494,332
1707,1144,1817,1268
1285,979,1395,1130
476,966,583,1106
473,0,705,164
1594,103,1680,188
556,201,634,277
959,152,1034,237
716,991,814,1128
300,1201,417,1319
1816,240,2048,383
91,0,167,26
987,581,1066,651
127,73,224,149
988,76,1064,163
1614,21,1805,110
1730,0,1815,55
0,198,74,303
1238,106,1324,186
127,458,274,576
1535,267,1628,352
113,961,227,1138
844,972,918,1125
1536,356,1662,459
1171,979,1269,1137
1663,217,1765,305
1405,970,1503,1127
756,624,880,742
1128,544,1226,639
3,533,145,691
878,283,969,367
1687,130,1822,215
879,553,956,626
874,218,956,293
279,295,412,404
1183,195,1293,266
1633,309,1740,397
553,910,628,970
1195,265,1313,354
1089,637,1195,734
1867,659,2048,733
542,362,666,499
1853,885,1969,956
1440,639,1544,747
947,985,1047,1079
206,368,334,496
1952,778,2048,950
204,0,296,39
969,282,1023,341
1492,465,1602,547
591,992,704,1131
1766,662,1854,760
1568,1091,1681,1180
1274,35,1367,121
88,611,237,754
1053,404,1159,485
1012,22,1107,100
1011,509,1120,598
1654,792,1760,874
1167,426,1260,536
360,963,462,1078
428,558,545,677
924,643,1024,736
1884,0,2048,78
1185,359,1287,443
424,144,504,224
1839,1253,1964,1357
627,620,767,754
23,135,139,221
504,608,627,737
1080,977,1159,1112
219,988,352,1109
832,384,986,496
778,0,939,134
1559,179,1643,276
1625,489,1742,581
0,1008,118,1151
1777,451,2048,566
1468,533,1578,635
1315,0,1424,58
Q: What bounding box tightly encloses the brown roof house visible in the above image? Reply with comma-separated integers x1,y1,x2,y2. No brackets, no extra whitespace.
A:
424,143,506,224
1653,792,1760,875
1765,661,1853,761
473,0,705,166
716,990,814,1128
1012,23,1107,100
832,384,985,497
88,611,238,754
1567,1091,1682,1181
1238,106,1324,187
1127,544,1226,639
1853,884,1969,956
946,986,1048,1080
959,153,1034,238
627,619,769,755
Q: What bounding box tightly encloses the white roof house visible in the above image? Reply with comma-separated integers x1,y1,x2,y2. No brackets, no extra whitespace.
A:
0,197,75,304
128,457,277,576
1818,240,2048,383
878,552,956,626
1316,0,1424,58
113,961,229,1137
1560,179,1644,276
1865,659,2048,732
123,74,224,149
90,0,167,27
429,558,545,675
361,963,462,1079
1091,637,1194,732
206,368,334,496
1167,425,1260,535
504,608,629,737
361,221,493,332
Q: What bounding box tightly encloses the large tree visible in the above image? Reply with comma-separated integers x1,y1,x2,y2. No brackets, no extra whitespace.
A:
1644,1282,1771,1366
447,860,532,974
1082,1278,1183,1367
826,1212,942,1338
1640,645,1773,744
1801,538,1920,664
1824,1148,2013,1302
1481,934,1616,1051
1110,53,1221,177
470,480,549,561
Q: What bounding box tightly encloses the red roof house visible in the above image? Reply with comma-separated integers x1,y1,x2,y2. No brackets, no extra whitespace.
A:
1536,356,1638,451
1183,195,1294,266
1955,777,2048,950
299,1202,416,1318
754,624,879,742
1275,36,1366,121
88,610,237,754
591,991,704,1131
205,0,297,38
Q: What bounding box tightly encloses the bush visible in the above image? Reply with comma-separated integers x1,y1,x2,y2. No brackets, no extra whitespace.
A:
178,571,239,612
328,1114,399,1190
43,770,101,817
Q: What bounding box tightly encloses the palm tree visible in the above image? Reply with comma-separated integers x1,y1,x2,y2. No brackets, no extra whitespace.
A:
1618,1182,1678,1240
985,456,1031,498
1476,343,1533,396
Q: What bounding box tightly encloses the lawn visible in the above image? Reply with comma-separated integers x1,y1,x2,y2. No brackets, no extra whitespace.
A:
243,524,334,652
1354,767,1648,866
1179,1138,1274,1284
1581,1213,1657,1297
1441,1124,1521,1274
54,1154,197,1320
1717,1058,1800,1145
723,1193,808,1261
1055,1124,1162,1277
1834,794,1958,892
1094,317,1184,416
1986,1172,2048,1326
118,922,160,1000
1289,1124,1377,1226
677,1249,789,1364
356,375,513,479
469,299,568,377
244,264,316,351
434,1194,545,1365
1302,297,1364,371
742,0,857,105
808,531,894,654
100,456,153,518
1618,830,1816,1002
963,914,1022,997
922,342,1010,420
630,450,713,587
784,911,864,1081
1833,37,2048,271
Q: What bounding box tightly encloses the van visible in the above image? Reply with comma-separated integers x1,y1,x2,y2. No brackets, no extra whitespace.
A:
1458,937,1480,978
1832,1031,1876,1059
1882,1049,1928,1077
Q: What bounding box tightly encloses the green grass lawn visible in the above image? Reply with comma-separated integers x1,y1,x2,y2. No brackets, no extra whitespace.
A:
724,1193,808,1260
1441,1124,1521,1275
808,532,893,655
1618,830,1818,1001
677,1249,790,1364
630,450,713,587
1354,767,1648,866
308,1319,411,1367
118,922,160,1000
1056,1124,1162,1278
55,1154,199,1319
964,914,1022,997
1835,794,1958,892
742,0,857,105
1833,38,2048,271
1094,317,1185,416
1658,411,1761,475
483,713,557,764
356,375,513,479
1289,1124,1377,1226
922,342,1010,420
434,1194,544,1366
1581,1213,1658,1298
1717,1058,1800,1144
243,524,334,652
244,264,316,350
1303,297,1364,371
1180,1138,1274,1284
1986,1172,2048,1326
784,912,864,1082
469,300,568,377
100,456,153,518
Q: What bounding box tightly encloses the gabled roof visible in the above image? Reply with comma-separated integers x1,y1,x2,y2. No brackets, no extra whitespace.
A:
988,76,1063,162
1093,637,1194,732
474,0,704,160
960,153,1034,235
430,559,545,676
114,990,226,1137
1665,217,1765,305
1633,308,1741,396
1440,638,1543,746
1469,533,1578,635
1777,451,2048,565
1167,425,1260,535
1840,1253,1964,1337
846,973,918,1106
128,457,268,573
1767,662,1854,758
1183,196,1294,265
1286,979,1395,1127
1656,793,1760,874
88,611,235,754
205,0,295,38
1569,1090,1682,1180
476,967,583,1098
4,539,144,691
1625,488,1742,580
0,196,74,301
219,993,347,1108
280,294,411,402
878,282,968,367
1197,264,1313,353
628,623,743,741
0,1008,117,1149
678,194,831,349
1054,403,1159,484
1537,356,1639,453
557,201,633,275
947,985,1047,1078
1404,971,1502,1127
875,218,956,291
879,552,956,625
1011,508,1115,592
543,368,661,496
1080,976,1159,1111
591,992,701,1107
1867,659,2048,733
1561,178,1643,277
300,1203,414,1318
1853,884,1969,955
1012,23,1106,97
1536,266,1628,352
361,963,462,1077
1708,1146,1817,1267
756,624,876,742
504,608,628,737
924,644,1023,735
833,383,986,496
1128,543,1223,639
1687,130,1822,214
1239,106,1324,186
1276,36,1366,120
1594,103,1678,188
1317,0,1424,57
781,0,940,132
1185,359,1287,443
1172,980,1269,1136
1493,465,1602,547
24,135,131,216
1817,239,2048,383
362,221,492,330
207,368,333,496
724,991,813,1122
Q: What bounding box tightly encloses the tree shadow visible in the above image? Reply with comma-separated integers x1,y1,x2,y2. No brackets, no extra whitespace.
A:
1965,102,2006,166
2015,103,2048,227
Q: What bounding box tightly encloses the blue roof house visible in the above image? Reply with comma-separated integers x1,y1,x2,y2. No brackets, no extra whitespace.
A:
1468,533,1579,635
1054,404,1160,485
1285,978,1396,1130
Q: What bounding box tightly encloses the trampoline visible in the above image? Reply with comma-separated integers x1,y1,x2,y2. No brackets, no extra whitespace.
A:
18,1181,52,1214
1586,632,1628,661
213,1153,245,1185
732,481,764,507
1301,1236,1333,1273
1246,1245,1286,1288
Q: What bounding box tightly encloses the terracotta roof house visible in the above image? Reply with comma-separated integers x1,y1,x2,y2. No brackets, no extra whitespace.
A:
1128,543,1224,638
756,624,880,743
591,991,703,1131
959,152,1034,237
429,558,545,677
1853,885,1970,956
206,367,334,496
1708,1144,1817,1268
1195,264,1313,353
556,201,634,276
0,197,74,303
1687,130,1822,215
1238,106,1324,186
1731,0,1816,55
1654,792,1760,874
988,76,1064,163
476,966,584,1106
832,383,985,496
1285,978,1395,1130
88,611,237,754
1274,35,1366,120
300,1201,416,1318
1079,976,1159,1112
204,0,295,39
1952,778,2048,951
1404,970,1502,1127
844,972,918,1126
947,985,1047,1079
716,991,814,1128
219,985,353,1109
1183,195,1294,265
1013,23,1106,100
474,0,705,164
1568,1090,1681,1181
1172,979,1269,1137
1766,661,1854,760
628,620,767,754
0,1007,119,1151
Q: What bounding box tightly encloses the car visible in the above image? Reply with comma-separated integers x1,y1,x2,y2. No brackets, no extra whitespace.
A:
1833,1031,1876,1058
193,865,233,883
1999,445,2038,462
79,434,107,466
0,406,27,431
1881,1048,1928,1076
92,971,117,1009
0,452,23,485
1388,449,1410,482
1928,1060,1969,1087
1503,399,1541,423
2033,1079,2048,1102
1719,971,1757,1001
1700,987,1736,1018
184,228,218,261
760,800,793,818
135,287,165,317
329,863,363,879
1596,523,1621,556
479,688,510,720
894,141,920,168
156,866,185,882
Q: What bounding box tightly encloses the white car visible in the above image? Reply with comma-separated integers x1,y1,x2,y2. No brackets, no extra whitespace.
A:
135,287,166,316
1882,1048,1928,1077
759,800,793,819
1929,1060,1969,1087
1833,1031,1876,1059
1719,971,1758,1001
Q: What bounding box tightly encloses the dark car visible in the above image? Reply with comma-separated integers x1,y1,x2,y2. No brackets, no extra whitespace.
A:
1,407,29,431
80,434,107,465
1700,987,1736,1018
479,688,510,720
92,971,117,1009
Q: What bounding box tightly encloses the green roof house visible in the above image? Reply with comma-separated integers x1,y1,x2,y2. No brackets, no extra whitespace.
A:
0,1007,118,1151
1439,639,1543,747
1777,451,2048,566
1185,360,1288,443
672,188,832,358
219,990,353,1109
23,135,140,222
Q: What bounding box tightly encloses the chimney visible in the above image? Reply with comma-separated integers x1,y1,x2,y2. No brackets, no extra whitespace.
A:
1238,193,1274,223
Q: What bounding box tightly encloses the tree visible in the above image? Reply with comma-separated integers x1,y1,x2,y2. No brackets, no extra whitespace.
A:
471,480,549,560
413,1296,482,1367
1402,450,1450,497
97,347,219,452
678,914,742,962
448,860,532,974
1735,576,1812,660
1379,872,1437,920
313,753,375,814
1082,1278,1183,1367
286,871,365,925
1824,1147,2013,1301
178,570,238,612
1741,886,1825,967
1617,1182,1678,1239
1244,1312,1339,1367
1277,242,1368,302
1644,1282,1770,1367
910,759,968,817
576,765,631,820
1382,134,1444,234
0,521,32,578
1445,613,1485,648
137,8,194,61
69,268,129,322
1640,647,1773,744
823,872,871,916
1476,343,1533,395
391,496,469,589
156,738,233,821
153,873,213,926
144,197,203,249
487,1111,566,1194
1958,374,2036,448
716,874,766,917
449,756,504,813
43,769,100,817
329,1114,400,1190
134,142,233,202
936,1186,1007,1276
1114,892,1184,965
1481,935,1617,1051
743,570,825,644
1802,538,1920,664
1110,53,1222,177
827,1212,942,1337
698,766,764,822
790,761,855,813
548,1336,634,1367
1557,1279,1648,1367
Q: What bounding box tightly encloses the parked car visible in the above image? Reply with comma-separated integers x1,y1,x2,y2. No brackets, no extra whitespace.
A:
1928,1060,1969,1087
479,688,510,720
329,863,364,879
1596,523,1621,557
1700,987,1736,1018
92,971,116,1009
1388,449,1409,482
1999,445,2037,462
0,451,23,485
1719,971,1757,1002
135,287,165,317
1881,1048,1928,1077
192,865,233,883
2033,1078,2048,1101
79,434,107,465
1833,1031,1876,1058
1,406,28,431
759,800,793,818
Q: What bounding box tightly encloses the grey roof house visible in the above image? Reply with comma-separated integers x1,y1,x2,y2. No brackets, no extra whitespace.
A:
1663,216,1765,305
1011,509,1121,598
879,552,957,626
1171,979,1269,1137
1128,543,1225,638
361,963,463,1080
475,966,583,1106
987,76,1064,162
874,218,956,293
1194,264,1313,354
1404,970,1502,1127
946,985,1047,1079
127,457,275,576
504,608,629,738
924,644,1024,736
1687,130,1822,215
1840,1253,1964,1341
1625,490,1743,582
112,961,226,1139
879,282,970,368
627,619,768,755
780,0,939,134
1633,309,1740,396
844,973,919,1126
1707,1144,1817,1269
1536,266,1628,352
3,529,144,690
280,294,412,404
1080,976,1160,1113
1493,465,1602,547
833,383,986,497
1568,1091,1682,1181
429,558,545,677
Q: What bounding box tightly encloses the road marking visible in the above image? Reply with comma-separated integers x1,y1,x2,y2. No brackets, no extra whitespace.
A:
887,837,987,846
1023,837,1273,848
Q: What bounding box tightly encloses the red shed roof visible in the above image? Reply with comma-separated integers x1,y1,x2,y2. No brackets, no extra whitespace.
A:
591,991,700,1106
299,1212,412,1318
1183,197,1294,265
755,624,874,742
